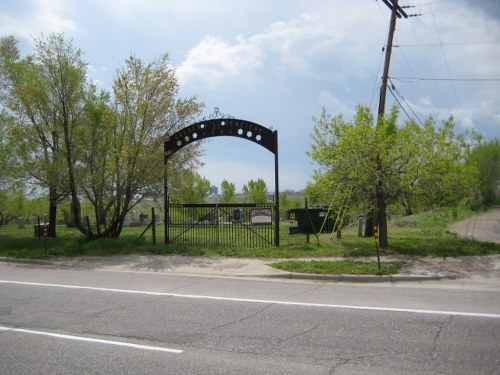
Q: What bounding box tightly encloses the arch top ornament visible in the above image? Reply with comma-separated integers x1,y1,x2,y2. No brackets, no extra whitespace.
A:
164,116,277,162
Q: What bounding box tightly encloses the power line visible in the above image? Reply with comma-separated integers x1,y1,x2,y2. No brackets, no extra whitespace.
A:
391,36,426,102
396,41,500,47
405,10,447,108
369,48,385,109
391,76,500,82
428,2,461,108
388,78,424,125
388,85,415,124
419,0,498,14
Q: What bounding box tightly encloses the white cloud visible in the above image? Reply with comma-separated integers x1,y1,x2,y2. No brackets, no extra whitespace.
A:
0,0,79,41
177,35,266,88
252,13,343,78
177,11,377,88
317,90,353,117
391,5,500,136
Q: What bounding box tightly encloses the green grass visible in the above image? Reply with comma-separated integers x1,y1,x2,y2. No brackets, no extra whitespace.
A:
1,205,499,259
271,260,404,276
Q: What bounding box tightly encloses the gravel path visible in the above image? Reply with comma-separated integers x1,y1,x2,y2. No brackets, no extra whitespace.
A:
448,206,500,244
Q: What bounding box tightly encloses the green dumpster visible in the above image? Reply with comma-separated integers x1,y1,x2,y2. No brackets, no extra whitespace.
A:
286,207,335,234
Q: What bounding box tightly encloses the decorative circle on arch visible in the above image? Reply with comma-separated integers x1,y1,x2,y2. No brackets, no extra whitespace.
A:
164,118,277,161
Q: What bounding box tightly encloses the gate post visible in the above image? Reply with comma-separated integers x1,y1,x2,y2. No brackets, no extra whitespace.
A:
164,164,169,245
274,130,280,246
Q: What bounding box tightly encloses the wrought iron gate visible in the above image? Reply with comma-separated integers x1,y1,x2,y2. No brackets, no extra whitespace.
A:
166,202,275,247
164,111,280,246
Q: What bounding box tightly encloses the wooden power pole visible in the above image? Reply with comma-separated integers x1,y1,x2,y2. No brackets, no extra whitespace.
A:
369,0,409,247
378,0,408,118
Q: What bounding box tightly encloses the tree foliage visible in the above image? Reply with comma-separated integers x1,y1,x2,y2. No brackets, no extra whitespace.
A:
76,54,203,237
220,179,236,203
0,110,17,188
0,33,204,238
0,34,87,236
468,139,500,206
242,178,268,204
174,170,211,204
308,104,473,247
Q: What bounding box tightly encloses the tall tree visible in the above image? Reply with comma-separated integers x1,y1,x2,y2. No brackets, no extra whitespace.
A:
35,34,88,235
242,178,268,204
308,105,472,247
0,110,17,188
220,179,236,203
77,54,204,237
175,171,211,204
0,34,87,236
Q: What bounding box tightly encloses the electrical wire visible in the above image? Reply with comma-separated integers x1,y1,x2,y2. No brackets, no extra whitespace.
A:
369,48,385,109
428,2,462,108
388,84,418,124
391,76,500,82
397,41,500,47
419,0,498,14
388,78,424,125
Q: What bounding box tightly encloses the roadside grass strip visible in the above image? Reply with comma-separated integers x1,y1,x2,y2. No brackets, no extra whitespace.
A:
271,260,404,275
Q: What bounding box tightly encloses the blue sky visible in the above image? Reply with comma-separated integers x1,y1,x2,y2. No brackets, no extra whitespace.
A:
1,0,499,192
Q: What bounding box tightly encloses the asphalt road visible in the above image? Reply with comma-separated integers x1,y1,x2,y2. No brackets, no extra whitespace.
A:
1,262,499,374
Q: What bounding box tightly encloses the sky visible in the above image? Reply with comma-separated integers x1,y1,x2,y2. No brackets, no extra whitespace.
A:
1,0,499,193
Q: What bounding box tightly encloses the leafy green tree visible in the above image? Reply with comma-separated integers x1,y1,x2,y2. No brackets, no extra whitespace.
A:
0,38,20,191
279,190,303,220
220,179,236,203
0,111,17,188
77,54,204,237
0,187,18,225
1,34,204,239
175,170,211,203
468,139,500,206
0,34,87,236
308,105,472,247
398,116,472,211
242,178,268,204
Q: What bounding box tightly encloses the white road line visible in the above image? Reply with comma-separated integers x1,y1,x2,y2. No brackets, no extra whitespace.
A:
1,279,499,319
0,325,182,353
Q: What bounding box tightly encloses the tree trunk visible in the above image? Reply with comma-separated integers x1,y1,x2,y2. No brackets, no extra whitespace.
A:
48,186,57,238
371,171,389,248
364,208,374,237
61,114,92,239
377,194,389,248
401,196,413,216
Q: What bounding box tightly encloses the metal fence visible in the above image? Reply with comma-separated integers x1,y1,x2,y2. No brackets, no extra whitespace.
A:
166,203,275,247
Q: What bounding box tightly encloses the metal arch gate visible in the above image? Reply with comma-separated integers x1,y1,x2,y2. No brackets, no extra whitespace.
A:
167,203,275,247
164,115,279,247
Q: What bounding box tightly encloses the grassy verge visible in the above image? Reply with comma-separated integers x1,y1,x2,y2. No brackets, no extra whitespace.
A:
1,205,499,259
271,260,404,276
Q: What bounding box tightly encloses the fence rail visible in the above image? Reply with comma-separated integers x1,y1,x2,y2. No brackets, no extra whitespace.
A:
166,203,275,247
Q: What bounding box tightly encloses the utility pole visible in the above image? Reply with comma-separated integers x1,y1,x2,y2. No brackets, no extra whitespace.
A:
378,0,408,118
368,0,409,247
